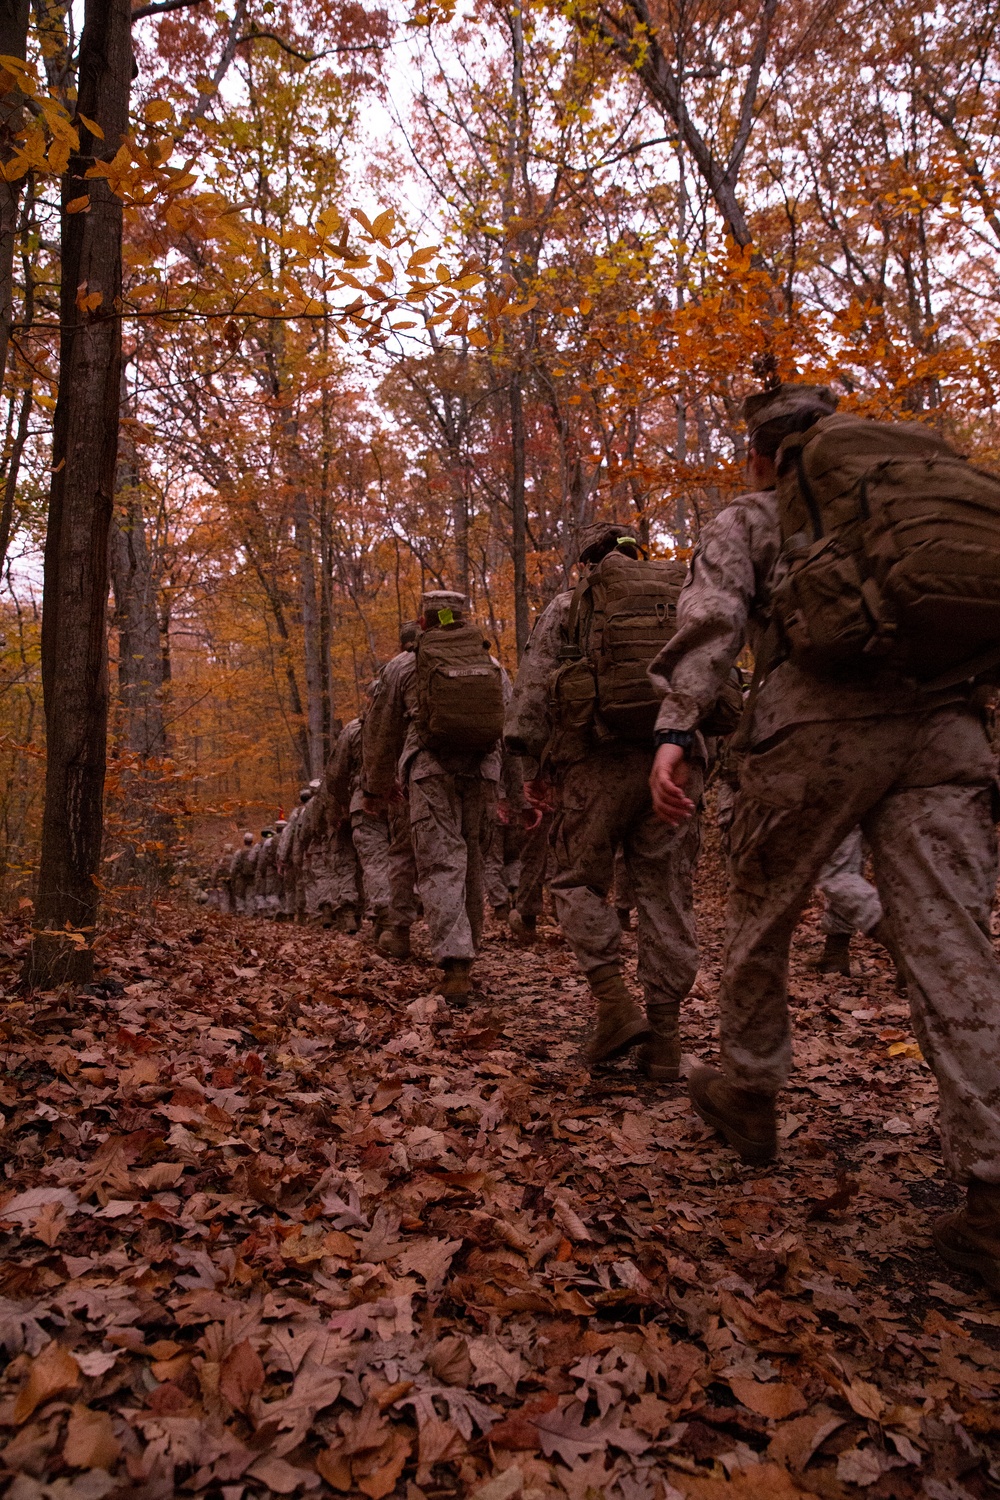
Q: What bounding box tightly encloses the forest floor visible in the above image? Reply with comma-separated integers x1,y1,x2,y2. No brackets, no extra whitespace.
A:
0,816,997,1500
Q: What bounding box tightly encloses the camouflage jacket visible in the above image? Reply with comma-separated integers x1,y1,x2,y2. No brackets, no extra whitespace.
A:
649,489,968,745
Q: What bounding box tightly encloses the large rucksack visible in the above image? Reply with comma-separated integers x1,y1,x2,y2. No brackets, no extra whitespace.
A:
772,413,1000,683
415,623,505,753
554,551,687,742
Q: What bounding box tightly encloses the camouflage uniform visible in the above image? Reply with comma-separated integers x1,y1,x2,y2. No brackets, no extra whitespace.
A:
228,834,255,915
363,599,501,973
649,481,1000,1184
212,845,234,913
258,823,283,914
816,828,883,937
276,804,303,919
505,583,703,1071
329,717,391,926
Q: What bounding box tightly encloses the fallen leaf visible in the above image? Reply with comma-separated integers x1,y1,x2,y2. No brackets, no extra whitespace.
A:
62,1403,121,1469
219,1338,265,1414
14,1342,81,1424
728,1376,808,1420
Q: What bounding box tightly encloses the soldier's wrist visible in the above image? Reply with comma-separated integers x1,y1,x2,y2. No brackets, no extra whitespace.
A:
654,729,695,754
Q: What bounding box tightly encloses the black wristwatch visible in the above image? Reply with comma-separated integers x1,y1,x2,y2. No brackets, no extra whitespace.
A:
654,729,695,752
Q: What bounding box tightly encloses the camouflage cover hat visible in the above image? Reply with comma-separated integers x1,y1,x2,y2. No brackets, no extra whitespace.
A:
743,381,838,434
243,831,254,844
421,589,466,624
578,521,642,564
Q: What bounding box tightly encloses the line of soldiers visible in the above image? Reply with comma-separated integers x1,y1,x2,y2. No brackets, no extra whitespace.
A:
205,378,1000,1295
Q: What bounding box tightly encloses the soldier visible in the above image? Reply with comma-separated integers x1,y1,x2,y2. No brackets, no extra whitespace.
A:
258,820,284,916
812,828,898,977
275,791,310,921
508,777,553,946
505,524,702,1080
228,832,255,915
362,590,506,1002
373,623,422,959
211,843,234,913
327,712,392,936
648,379,1000,1291
248,829,274,913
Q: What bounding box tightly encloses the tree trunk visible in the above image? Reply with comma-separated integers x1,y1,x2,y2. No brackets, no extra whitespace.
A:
110,425,167,760
509,373,529,656
293,483,325,779
0,0,30,400
28,0,131,988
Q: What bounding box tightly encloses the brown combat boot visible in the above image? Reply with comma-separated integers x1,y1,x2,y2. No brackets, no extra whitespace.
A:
638,1002,680,1082
933,1181,1000,1293
378,925,411,960
440,958,472,1006
813,932,851,976
508,910,537,947
582,966,650,1065
689,1065,778,1165
332,906,359,935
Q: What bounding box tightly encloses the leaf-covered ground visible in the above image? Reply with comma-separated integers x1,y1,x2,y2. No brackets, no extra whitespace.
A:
0,813,998,1500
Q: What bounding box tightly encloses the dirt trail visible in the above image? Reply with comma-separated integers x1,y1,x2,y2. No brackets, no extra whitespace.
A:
0,824,996,1498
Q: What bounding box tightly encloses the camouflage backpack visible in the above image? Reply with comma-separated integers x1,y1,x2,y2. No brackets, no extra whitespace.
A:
553,550,687,742
415,623,505,753
772,413,1000,684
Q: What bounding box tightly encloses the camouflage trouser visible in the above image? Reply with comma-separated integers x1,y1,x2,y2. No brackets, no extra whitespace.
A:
408,772,494,962
483,817,520,909
313,825,360,914
387,800,419,928
612,847,634,914
816,827,883,936
515,812,552,920
550,747,703,1006
725,704,1000,1183
351,809,391,919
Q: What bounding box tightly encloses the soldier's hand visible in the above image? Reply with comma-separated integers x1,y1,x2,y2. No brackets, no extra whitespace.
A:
650,744,695,825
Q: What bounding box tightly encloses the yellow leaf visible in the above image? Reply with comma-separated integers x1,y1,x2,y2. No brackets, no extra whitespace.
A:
845,1378,885,1421
46,138,71,174
63,1404,120,1469
467,329,490,347
66,194,90,214
888,1041,922,1059
371,208,395,240
407,245,437,270
578,296,592,314
77,112,103,139
143,99,172,124
14,1343,81,1424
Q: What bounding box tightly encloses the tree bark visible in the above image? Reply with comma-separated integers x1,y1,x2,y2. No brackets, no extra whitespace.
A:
509,372,529,657
293,480,325,779
28,0,131,988
110,418,167,760
0,0,30,400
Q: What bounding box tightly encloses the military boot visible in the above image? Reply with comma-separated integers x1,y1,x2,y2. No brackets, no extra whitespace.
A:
378,925,411,961
933,1181,1000,1293
508,910,537,947
317,901,334,929
689,1065,777,1165
371,908,390,944
582,965,650,1065
813,932,851,975
440,958,472,1007
638,1002,680,1082
333,906,359,935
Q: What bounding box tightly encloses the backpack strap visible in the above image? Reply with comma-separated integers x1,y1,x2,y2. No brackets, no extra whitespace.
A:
560,576,592,660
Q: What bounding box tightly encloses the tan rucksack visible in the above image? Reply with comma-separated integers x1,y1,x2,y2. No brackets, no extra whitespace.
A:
415,623,505,753
556,551,687,742
772,413,1000,684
